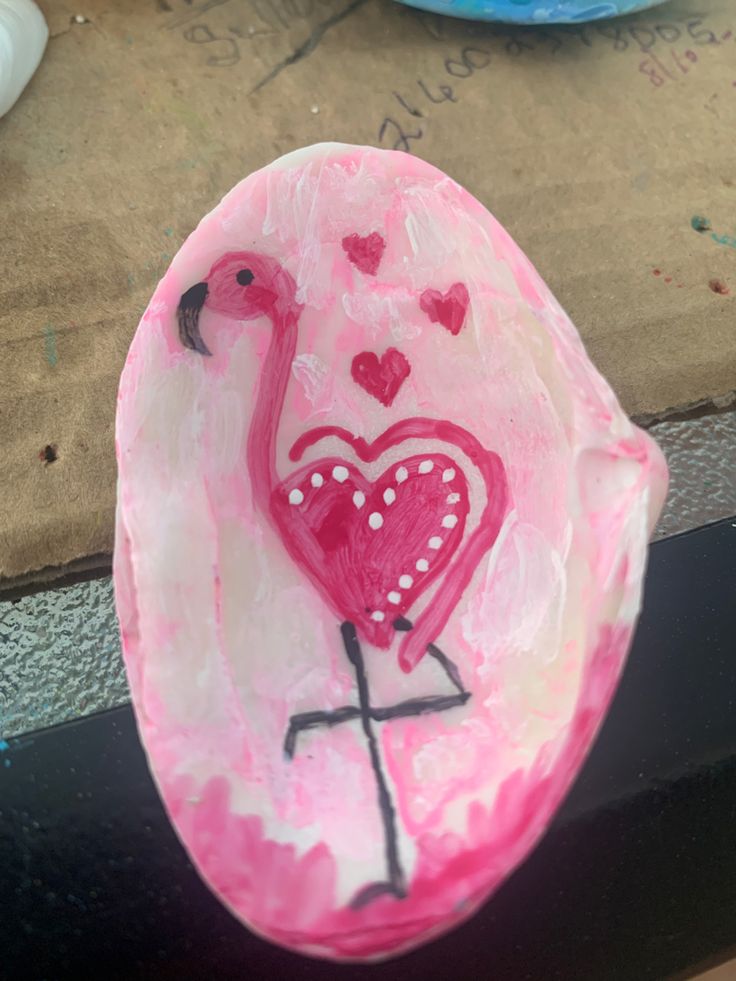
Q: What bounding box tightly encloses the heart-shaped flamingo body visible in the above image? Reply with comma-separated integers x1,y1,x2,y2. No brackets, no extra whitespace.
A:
272,453,469,647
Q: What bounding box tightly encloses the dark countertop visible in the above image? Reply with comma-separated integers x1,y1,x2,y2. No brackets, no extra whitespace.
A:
2,518,735,981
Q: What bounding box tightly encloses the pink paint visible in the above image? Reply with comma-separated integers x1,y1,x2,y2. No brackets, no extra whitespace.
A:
115,143,667,962
342,232,386,275
351,347,411,406
160,622,633,960
420,282,470,335
273,453,471,649
382,718,490,837
289,419,509,671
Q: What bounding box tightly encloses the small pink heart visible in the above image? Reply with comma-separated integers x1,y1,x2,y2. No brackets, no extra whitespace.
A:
419,282,470,336
351,348,410,407
342,232,386,276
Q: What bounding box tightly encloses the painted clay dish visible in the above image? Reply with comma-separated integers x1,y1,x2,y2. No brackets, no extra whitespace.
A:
114,142,667,961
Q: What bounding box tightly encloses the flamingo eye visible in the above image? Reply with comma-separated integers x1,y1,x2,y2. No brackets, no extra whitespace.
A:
236,268,254,286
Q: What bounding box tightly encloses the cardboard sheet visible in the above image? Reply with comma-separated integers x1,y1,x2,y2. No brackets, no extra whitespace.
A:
1,0,735,585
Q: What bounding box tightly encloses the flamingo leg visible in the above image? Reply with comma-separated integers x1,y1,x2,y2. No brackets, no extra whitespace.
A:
284,627,469,759
284,705,361,758
282,621,471,908
284,688,470,759
427,642,466,695
372,688,470,721
340,621,407,908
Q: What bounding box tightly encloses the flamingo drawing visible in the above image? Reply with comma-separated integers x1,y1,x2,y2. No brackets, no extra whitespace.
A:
176,245,509,909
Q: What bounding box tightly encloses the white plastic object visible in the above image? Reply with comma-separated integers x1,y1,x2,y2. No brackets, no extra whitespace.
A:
0,0,47,119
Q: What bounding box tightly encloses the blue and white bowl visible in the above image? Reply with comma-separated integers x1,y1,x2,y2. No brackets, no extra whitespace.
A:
396,0,666,25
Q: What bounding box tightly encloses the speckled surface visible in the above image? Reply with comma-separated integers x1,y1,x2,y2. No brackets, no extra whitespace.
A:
648,413,736,542
1,412,734,741
0,577,126,739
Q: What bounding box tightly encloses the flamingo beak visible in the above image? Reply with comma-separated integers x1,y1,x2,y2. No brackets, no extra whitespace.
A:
177,282,211,356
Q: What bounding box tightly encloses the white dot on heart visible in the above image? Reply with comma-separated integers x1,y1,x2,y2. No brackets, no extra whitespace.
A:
288,489,304,505
311,473,324,488
419,460,434,474
369,512,384,530
387,591,401,605
447,492,460,504
371,611,385,622
332,466,349,483
396,466,408,483
428,536,442,550
442,468,455,483
442,514,458,529
399,575,413,589
353,491,365,508
383,488,396,505
416,558,429,572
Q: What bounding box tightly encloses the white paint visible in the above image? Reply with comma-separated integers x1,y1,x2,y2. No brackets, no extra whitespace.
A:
352,491,365,509
447,493,460,504
209,389,246,474
288,489,304,505
291,353,330,408
387,591,401,605
398,574,413,589
428,536,442,550
342,290,400,341
416,558,429,572
311,473,324,488
370,611,385,623
332,466,349,483
418,460,434,474
442,468,456,483
368,512,384,530
383,488,396,505
389,317,423,343
395,466,408,483
442,515,458,529
462,514,569,663
404,185,454,272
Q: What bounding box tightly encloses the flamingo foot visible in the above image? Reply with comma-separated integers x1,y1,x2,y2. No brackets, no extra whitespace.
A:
350,879,407,911
284,705,361,759
284,620,469,758
284,691,469,758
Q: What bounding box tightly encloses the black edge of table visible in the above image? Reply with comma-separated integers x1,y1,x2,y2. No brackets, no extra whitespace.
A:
2,518,735,981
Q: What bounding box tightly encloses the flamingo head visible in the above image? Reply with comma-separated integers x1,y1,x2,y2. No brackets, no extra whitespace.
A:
176,251,299,356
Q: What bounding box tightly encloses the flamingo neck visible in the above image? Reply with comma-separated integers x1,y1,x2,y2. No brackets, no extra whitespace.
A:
247,309,298,511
